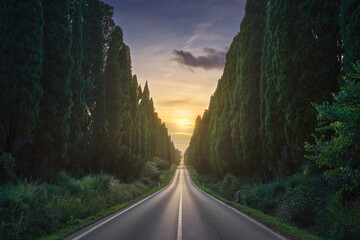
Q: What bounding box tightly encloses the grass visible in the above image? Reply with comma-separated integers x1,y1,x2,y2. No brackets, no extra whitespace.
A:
186,165,323,240
0,164,177,240
39,164,177,240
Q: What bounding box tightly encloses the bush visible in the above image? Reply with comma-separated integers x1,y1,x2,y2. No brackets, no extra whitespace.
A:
240,181,281,214
305,62,360,197
211,174,239,201
282,185,318,228
0,153,16,183
0,170,165,240
323,195,360,240
153,157,171,170
142,161,160,181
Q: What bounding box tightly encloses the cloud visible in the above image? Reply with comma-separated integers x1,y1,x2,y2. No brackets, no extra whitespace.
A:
160,98,192,107
170,132,193,136
173,47,227,70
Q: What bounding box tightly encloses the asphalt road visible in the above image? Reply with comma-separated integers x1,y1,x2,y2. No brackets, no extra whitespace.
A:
66,163,286,240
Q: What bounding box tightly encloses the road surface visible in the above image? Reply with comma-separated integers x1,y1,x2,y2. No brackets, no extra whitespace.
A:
66,163,286,240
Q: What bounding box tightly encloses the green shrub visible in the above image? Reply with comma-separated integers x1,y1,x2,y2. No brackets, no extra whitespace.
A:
240,181,281,214
153,157,171,170
282,185,318,228
212,174,239,201
142,161,160,181
0,153,16,183
0,170,168,240
323,195,360,240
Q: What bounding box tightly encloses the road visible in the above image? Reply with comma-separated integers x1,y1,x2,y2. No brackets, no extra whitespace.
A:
66,163,286,240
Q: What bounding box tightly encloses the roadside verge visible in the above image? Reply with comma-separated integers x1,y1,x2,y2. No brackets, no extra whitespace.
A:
186,166,323,240
39,165,178,240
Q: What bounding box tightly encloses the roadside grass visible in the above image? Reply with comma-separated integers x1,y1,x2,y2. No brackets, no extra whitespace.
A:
40,165,177,240
187,166,323,240
39,164,177,240
0,164,177,240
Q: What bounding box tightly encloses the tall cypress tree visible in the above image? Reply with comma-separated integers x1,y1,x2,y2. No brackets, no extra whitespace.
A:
231,0,267,177
34,0,73,178
280,0,341,170
69,0,86,168
0,0,44,174
83,0,110,172
105,26,134,177
130,75,141,156
139,82,152,162
340,0,360,74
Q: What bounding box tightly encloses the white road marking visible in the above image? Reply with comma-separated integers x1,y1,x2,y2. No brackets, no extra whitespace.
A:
71,169,179,240
177,170,183,240
185,169,288,240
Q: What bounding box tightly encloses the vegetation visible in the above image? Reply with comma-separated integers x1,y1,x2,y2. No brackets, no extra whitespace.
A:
186,0,360,239
188,166,324,240
0,1,181,239
0,0,181,182
0,164,177,240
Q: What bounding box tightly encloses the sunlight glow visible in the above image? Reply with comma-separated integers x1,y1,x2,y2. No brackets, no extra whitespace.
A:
174,119,195,128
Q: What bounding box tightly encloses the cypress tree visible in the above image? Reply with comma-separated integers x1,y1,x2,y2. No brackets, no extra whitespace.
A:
34,0,73,178
139,82,152,162
0,0,44,174
279,0,341,170
105,26,133,177
231,0,267,177
260,0,295,179
69,0,86,168
130,75,141,156
83,0,111,172
340,0,360,74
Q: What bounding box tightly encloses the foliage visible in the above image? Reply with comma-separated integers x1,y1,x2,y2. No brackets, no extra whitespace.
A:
340,0,360,74
0,153,16,183
142,161,160,181
0,0,43,174
195,168,360,239
305,62,360,197
153,157,171,170
33,0,73,179
0,170,171,240
0,0,181,182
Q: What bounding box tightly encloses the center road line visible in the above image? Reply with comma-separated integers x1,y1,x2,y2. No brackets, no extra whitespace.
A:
177,170,183,240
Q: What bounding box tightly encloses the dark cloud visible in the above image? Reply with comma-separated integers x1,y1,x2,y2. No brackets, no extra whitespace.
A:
173,47,227,70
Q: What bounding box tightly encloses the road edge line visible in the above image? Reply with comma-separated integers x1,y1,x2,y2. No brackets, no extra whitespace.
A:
185,168,288,240
71,168,180,240
177,170,183,240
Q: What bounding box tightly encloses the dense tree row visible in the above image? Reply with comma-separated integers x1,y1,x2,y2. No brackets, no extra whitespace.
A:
185,0,359,182
0,0,180,182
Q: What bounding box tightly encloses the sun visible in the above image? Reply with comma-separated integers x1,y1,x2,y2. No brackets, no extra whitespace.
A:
174,119,194,128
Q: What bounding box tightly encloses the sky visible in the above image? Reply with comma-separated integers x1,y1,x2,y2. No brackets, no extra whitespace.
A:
103,0,246,152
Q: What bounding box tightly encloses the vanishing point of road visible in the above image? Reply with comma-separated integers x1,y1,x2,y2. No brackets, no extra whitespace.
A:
66,162,286,240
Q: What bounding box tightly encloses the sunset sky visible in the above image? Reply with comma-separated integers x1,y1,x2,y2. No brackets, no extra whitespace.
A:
104,0,246,152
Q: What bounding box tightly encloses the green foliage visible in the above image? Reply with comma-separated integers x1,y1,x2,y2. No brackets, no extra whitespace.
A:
340,0,360,74
196,169,358,239
282,185,318,228
305,62,360,196
0,0,43,166
324,195,360,239
0,153,16,183
33,0,73,178
142,161,160,181
231,0,267,177
211,173,239,201
153,157,171,170
68,0,86,168
0,171,163,240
